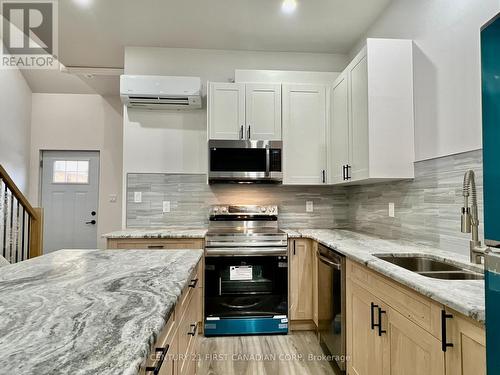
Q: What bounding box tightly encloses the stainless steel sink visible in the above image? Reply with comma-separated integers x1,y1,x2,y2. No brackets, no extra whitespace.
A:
375,254,484,280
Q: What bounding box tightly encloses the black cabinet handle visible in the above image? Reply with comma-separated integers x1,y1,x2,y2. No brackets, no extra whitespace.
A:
145,345,170,375
378,307,387,336
240,125,244,139
342,165,347,181
293,240,296,256
322,170,326,183
188,323,198,336
147,245,164,249
346,165,351,180
441,310,454,352
247,125,251,139
189,278,198,288
371,302,378,330
85,220,96,225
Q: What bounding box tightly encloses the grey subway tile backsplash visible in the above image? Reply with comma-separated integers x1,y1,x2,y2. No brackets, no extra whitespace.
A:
126,149,483,257
127,174,349,229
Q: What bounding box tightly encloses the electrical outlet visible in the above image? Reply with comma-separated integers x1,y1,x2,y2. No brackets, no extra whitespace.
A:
134,192,142,203
306,201,314,213
163,201,171,213
389,202,395,218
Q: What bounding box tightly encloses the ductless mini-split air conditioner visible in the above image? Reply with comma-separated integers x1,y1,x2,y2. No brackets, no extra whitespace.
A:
120,75,202,110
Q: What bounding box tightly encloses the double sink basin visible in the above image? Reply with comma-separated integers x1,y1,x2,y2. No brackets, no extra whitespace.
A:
375,254,484,280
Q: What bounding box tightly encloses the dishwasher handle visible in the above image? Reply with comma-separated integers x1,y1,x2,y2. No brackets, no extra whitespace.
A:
317,250,341,270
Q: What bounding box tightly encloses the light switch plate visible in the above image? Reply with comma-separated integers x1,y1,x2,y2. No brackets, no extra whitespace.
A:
389,202,395,218
163,201,171,213
306,201,314,213
134,192,142,203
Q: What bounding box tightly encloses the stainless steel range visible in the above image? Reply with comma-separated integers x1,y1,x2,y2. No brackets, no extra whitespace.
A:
204,205,288,336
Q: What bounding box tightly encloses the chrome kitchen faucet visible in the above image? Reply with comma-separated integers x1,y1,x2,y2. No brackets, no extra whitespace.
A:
461,170,487,264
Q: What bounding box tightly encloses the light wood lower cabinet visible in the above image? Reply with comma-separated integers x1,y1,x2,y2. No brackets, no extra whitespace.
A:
347,282,384,375
107,238,204,250
141,259,203,375
346,259,485,375
289,239,314,326
445,308,486,375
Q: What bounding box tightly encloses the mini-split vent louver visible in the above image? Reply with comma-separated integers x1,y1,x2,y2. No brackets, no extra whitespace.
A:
120,75,202,110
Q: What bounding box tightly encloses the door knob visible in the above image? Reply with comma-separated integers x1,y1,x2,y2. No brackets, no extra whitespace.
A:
86,220,96,225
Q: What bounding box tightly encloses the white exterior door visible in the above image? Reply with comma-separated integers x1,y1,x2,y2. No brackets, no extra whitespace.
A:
349,53,369,181
41,151,99,253
330,73,350,184
245,83,282,140
282,84,328,185
208,82,245,140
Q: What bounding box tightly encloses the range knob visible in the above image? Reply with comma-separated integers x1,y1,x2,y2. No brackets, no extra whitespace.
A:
260,206,267,213
213,207,219,213
221,206,228,213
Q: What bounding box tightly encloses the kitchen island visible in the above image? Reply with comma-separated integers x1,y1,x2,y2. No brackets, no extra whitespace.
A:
0,248,203,375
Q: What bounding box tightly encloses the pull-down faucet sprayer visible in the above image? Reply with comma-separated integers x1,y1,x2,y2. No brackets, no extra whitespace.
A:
461,170,487,264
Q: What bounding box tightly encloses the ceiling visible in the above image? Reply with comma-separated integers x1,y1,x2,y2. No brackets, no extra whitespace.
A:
23,0,392,95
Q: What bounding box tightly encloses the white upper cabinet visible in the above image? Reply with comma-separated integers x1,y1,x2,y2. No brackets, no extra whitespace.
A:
245,83,282,140
208,82,281,140
329,38,415,185
283,84,328,185
329,72,349,184
208,82,245,140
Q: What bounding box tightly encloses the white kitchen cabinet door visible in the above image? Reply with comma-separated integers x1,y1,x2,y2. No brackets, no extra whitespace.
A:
208,82,245,140
329,73,350,184
245,83,282,140
348,53,369,181
282,84,328,185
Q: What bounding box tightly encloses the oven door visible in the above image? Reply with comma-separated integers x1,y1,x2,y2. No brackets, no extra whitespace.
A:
204,253,288,335
208,140,282,183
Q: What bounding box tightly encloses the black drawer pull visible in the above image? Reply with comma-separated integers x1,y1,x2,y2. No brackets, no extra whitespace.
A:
147,245,165,249
189,278,198,288
188,323,198,336
378,307,387,336
441,310,454,352
145,345,170,375
371,302,378,330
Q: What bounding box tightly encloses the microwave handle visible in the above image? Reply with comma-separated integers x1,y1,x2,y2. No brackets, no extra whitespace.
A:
265,145,270,177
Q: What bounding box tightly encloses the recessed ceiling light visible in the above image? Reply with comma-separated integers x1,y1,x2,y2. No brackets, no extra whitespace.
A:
282,0,297,14
73,0,93,8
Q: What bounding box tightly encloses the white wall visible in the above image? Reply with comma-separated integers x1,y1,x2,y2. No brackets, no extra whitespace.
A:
29,94,123,248
352,0,500,161
0,68,32,193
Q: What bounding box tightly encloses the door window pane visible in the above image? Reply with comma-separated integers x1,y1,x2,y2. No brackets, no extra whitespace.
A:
52,160,89,184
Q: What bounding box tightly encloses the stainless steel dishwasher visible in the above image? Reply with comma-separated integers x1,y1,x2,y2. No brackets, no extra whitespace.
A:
316,243,346,374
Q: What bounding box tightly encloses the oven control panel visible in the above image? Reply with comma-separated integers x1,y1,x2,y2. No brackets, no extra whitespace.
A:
210,205,278,216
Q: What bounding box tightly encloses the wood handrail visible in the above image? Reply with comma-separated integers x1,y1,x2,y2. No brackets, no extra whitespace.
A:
0,164,37,218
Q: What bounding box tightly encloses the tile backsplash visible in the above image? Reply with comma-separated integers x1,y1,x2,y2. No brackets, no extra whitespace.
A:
127,174,349,229
348,149,483,256
126,149,483,257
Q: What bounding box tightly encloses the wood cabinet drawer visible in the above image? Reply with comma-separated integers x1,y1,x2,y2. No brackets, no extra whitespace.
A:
141,311,177,375
178,288,199,375
107,238,204,250
348,260,442,339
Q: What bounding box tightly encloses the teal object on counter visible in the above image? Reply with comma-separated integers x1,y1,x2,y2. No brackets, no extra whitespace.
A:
482,14,500,375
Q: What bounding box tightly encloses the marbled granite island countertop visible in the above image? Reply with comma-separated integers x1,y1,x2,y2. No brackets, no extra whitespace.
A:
0,249,203,375
285,229,485,324
103,227,208,239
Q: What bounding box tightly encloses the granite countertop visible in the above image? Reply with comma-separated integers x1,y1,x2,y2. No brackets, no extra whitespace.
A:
286,229,485,324
0,249,203,375
103,228,208,239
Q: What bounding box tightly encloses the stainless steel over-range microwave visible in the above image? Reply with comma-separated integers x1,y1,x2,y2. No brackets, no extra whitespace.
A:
208,140,282,183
